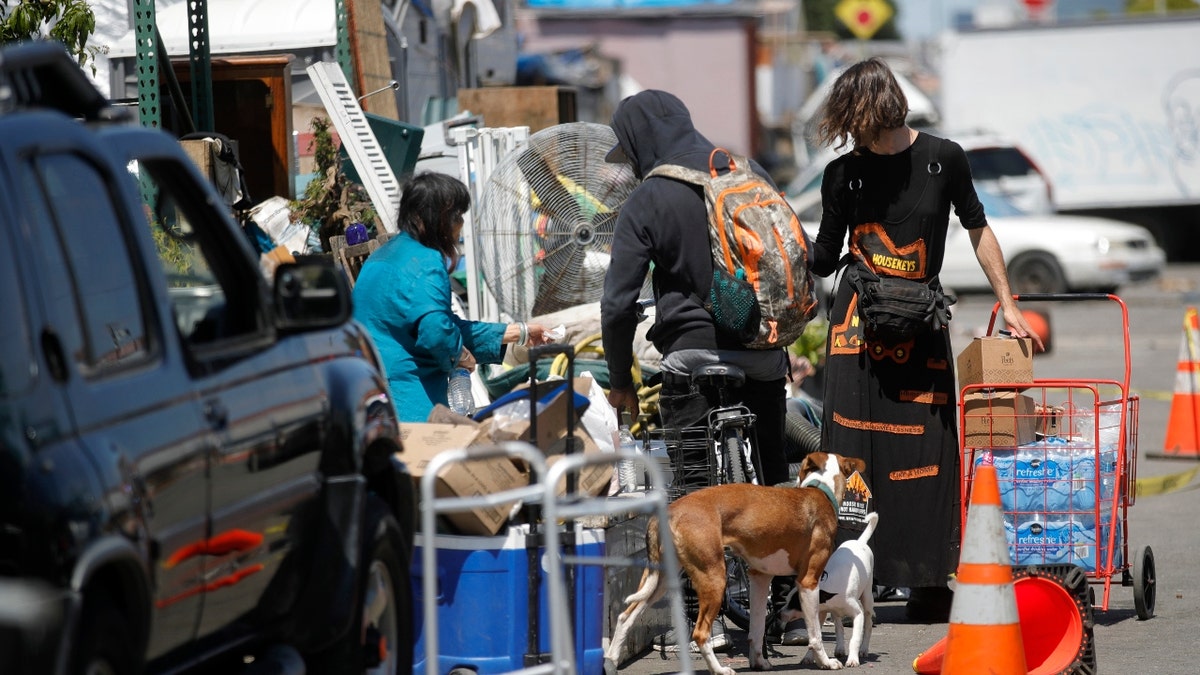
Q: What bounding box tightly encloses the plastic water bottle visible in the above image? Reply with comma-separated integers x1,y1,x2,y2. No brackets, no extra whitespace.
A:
447,367,476,417
617,412,640,493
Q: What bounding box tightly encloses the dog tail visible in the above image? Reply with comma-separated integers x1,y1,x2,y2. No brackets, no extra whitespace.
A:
623,517,663,604
858,511,879,543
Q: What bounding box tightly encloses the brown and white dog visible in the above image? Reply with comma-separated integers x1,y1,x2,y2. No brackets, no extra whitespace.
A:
605,452,866,674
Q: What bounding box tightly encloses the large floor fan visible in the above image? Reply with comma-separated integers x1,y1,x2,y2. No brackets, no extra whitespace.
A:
473,122,644,320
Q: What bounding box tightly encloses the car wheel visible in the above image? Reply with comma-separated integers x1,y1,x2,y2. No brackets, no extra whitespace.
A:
1007,252,1067,295
311,496,412,675
72,591,140,675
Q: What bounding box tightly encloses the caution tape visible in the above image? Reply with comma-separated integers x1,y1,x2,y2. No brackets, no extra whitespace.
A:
1135,466,1200,497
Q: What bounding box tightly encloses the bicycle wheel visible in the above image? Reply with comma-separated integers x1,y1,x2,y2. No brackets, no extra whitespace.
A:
724,431,749,485
723,552,754,631
718,427,756,630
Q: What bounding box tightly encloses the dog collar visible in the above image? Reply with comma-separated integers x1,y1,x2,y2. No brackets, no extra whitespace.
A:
800,476,839,511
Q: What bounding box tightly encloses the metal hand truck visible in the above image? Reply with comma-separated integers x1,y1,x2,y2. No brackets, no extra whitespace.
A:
541,449,695,674
419,442,560,675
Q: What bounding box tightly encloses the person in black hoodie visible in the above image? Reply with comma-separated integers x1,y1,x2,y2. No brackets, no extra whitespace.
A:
600,89,801,651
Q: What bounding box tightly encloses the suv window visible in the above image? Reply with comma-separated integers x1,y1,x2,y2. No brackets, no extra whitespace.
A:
27,152,151,374
130,158,265,350
0,233,34,398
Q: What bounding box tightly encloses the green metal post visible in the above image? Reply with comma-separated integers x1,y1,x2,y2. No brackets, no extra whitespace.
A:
133,0,160,129
188,0,215,131
335,0,356,93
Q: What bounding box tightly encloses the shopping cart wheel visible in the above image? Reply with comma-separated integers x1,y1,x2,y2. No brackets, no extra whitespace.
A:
1133,545,1156,620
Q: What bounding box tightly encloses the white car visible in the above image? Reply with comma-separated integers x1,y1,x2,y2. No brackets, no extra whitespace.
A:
788,174,1164,295
939,186,1166,295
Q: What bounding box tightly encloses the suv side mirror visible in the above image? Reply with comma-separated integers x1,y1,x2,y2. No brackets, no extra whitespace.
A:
273,257,351,330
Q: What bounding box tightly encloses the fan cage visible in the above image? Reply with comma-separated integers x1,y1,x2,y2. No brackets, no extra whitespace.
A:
473,121,643,320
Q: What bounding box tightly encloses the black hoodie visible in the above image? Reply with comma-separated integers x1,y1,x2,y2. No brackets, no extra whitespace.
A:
600,90,780,390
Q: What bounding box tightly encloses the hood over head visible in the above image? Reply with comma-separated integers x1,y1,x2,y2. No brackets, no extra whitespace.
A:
606,89,716,179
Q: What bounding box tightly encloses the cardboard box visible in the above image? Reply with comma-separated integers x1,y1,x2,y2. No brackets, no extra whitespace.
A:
957,335,1034,390
483,382,612,497
962,391,1038,448
399,421,530,536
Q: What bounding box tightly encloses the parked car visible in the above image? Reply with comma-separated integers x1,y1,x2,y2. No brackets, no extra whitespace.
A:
0,42,414,675
955,130,1055,216
940,185,1165,295
786,154,1164,295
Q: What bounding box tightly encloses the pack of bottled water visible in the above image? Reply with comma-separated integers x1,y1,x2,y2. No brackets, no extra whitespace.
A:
1003,513,1123,571
976,437,1118,515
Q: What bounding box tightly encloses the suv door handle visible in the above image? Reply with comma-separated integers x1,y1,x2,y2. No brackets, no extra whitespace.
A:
204,400,229,429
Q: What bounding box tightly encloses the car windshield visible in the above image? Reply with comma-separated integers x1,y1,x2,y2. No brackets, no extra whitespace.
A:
975,184,1026,218
965,146,1038,180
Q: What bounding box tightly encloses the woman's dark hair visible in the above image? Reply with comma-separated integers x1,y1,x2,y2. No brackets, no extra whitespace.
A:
396,171,471,261
814,57,909,151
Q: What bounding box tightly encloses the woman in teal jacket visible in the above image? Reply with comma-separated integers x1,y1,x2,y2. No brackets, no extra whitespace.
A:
353,172,550,422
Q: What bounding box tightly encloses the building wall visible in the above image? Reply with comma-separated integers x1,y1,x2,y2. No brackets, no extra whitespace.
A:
515,11,760,157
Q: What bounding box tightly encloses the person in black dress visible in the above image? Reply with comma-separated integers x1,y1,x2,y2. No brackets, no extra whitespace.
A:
808,58,1045,621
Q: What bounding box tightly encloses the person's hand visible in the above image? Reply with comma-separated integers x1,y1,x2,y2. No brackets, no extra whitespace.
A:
525,323,552,346
1002,305,1046,353
607,385,640,418
456,347,477,372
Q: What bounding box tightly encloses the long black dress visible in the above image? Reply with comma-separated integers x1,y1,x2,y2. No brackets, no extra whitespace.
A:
811,131,988,589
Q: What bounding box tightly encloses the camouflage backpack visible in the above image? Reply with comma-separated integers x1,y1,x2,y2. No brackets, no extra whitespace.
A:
649,149,819,349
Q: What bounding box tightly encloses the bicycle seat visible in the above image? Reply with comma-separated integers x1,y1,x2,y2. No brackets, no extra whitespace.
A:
691,363,746,389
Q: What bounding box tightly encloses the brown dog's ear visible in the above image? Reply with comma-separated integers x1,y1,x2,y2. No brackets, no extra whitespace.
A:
799,452,827,478
839,455,866,477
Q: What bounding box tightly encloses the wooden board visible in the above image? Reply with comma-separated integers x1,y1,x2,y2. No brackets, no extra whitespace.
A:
457,86,577,133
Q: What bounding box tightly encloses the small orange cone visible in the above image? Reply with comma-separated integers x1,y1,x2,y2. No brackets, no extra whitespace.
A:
1021,308,1052,354
939,464,1026,674
1156,306,1200,459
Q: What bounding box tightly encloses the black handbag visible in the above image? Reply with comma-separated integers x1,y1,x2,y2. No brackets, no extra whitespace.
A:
845,262,955,344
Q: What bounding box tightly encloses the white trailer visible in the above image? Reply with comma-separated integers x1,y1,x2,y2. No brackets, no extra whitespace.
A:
938,15,1200,252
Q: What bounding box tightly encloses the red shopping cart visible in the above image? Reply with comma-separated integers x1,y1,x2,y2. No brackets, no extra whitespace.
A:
959,293,1155,620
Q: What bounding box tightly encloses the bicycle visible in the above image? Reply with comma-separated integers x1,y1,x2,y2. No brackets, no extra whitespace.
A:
689,363,761,633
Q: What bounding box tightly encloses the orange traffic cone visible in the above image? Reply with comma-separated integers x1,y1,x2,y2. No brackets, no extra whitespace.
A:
939,464,1026,674
1155,306,1200,459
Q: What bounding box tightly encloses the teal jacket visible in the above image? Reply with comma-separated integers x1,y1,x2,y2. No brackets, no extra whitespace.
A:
353,232,506,422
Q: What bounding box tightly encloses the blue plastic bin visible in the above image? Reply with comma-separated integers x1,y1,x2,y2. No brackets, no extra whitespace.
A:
413,525,605,675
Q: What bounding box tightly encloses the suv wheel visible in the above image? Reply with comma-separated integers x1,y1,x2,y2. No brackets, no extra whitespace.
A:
73,591,139,675
312,496,412,675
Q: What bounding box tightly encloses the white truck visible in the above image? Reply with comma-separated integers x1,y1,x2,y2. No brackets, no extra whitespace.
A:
938,15,1200,254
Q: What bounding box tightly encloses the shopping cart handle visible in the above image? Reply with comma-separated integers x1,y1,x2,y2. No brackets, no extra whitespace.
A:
1013,292,1115,302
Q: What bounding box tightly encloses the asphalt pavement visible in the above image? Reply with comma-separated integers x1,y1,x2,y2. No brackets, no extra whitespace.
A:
612,264,1200,674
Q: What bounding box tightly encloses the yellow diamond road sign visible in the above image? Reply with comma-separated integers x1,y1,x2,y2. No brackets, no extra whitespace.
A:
835,0,893,40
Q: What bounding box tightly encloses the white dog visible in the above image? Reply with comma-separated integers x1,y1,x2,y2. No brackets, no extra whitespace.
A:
781,511,878,668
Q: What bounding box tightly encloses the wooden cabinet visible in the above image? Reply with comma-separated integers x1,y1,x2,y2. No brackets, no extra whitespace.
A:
171,55,294,201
